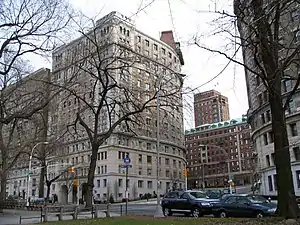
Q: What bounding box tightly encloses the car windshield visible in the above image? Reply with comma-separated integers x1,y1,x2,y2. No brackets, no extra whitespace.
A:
247,195,268,203
188,191,207,199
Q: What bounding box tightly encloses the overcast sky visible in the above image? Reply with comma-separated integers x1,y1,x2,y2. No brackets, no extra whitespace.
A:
34,0,249,129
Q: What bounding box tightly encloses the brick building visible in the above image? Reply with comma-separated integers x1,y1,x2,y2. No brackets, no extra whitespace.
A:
185,116,254,189
194,90,230,126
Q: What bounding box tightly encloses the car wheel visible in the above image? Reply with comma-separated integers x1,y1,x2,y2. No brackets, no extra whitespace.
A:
255,211,264,218
191,207,202,218
166,208,173,216
220,210,227,218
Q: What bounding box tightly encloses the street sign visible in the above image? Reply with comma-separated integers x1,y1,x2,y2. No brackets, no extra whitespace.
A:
119,165,132,169
123,156,131,164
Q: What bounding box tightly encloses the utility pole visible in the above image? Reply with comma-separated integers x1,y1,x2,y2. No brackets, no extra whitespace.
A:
154,75,164,218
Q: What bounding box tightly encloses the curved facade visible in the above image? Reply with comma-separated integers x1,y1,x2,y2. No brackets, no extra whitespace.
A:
235,1,300,196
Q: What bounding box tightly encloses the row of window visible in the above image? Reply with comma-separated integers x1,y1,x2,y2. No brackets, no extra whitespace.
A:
268,170,300,192
262,123,297,146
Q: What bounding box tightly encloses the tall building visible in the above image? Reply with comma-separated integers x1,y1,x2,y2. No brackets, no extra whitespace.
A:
234,1,300,196
185,116,254,189
194,90,230,126
4,68,51,198
5,12,187,203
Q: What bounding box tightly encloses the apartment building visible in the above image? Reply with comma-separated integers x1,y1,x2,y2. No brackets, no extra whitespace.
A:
4,68,51,199
185,116,254,189
234,1,300,196
194,90,230,127
47,11,186,203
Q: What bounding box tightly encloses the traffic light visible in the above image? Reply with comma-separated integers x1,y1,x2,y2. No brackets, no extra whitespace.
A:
69,167,75,173
183,168,188,177
74,179,78,187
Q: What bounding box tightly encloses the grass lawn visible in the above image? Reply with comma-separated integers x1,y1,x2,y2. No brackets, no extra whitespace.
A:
40,216,295,225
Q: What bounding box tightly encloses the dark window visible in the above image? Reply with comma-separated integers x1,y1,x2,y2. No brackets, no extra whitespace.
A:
263,133,268,145
266,110,271,122
296,170,300,188
293,147,300,161
266,155,271,167
258,94,263,106
268,175,273,191
236,197,250,205
256,76,260,86
269,131,274,143
224,196,236,204
290,123,298,136
260,114,265,124
180,193,190,199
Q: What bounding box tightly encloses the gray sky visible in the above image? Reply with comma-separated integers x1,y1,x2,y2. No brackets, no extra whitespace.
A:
35,0,249,129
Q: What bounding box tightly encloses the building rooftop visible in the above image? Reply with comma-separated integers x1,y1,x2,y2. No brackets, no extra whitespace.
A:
185,116,248,135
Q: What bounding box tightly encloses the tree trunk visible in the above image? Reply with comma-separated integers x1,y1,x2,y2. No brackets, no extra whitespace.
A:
46,182,51,200
39,165,45,198
85,143,99,207
269,89,300,218
0,170,7,213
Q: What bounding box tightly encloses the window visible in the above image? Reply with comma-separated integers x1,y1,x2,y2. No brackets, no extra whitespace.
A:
137,36,141,42
266,155,271,167
162,48,166,54
260,114,265,124
266,110,271,122
138,154,142,163
147,181,152,189
263,133,268,145
97,180,100,188
271,153,275,165
118,179,123,187
146,143,151,150
138,180,143,188
147,156,152,163
168,52,172,58
256,75,260,86
137,80,141,87
153,44,158,50
284,79,293,92
269,131,274,143
165,158,170,165
145,50,149,56
145,83,150,90
296,170,300,188
268,175,273,191
293,147,300,161
258,94,263,106
103,179,107,187
290,123,298,136
225,196,236,204
145,40,149,46
236,197,250,205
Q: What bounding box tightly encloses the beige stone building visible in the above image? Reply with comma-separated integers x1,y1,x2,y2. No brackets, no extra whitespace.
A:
4,68,51,199
46,11,186,204
235,1,300,196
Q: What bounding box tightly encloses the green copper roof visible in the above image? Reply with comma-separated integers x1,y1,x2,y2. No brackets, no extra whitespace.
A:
185,116,248,135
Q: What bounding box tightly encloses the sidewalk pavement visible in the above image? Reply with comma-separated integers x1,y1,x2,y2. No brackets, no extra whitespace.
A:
0,209,120,225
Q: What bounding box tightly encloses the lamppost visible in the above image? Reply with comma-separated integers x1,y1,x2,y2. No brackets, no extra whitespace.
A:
154,75,164,218
26,142,49,206
199,144,233,194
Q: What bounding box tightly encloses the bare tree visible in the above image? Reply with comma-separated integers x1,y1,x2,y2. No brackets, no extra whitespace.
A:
194,0,300,218
0,0,73,209
51,16,184,207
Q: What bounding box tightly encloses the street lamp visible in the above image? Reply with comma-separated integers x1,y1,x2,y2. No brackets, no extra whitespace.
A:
199,144,233,194
26,141,49,207
154,76,164,218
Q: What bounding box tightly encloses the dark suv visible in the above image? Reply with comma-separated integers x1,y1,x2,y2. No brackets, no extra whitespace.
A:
161,190,219,217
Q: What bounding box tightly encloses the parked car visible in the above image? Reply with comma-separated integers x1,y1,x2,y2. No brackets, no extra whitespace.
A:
161,190,219,217
212,194,277,218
